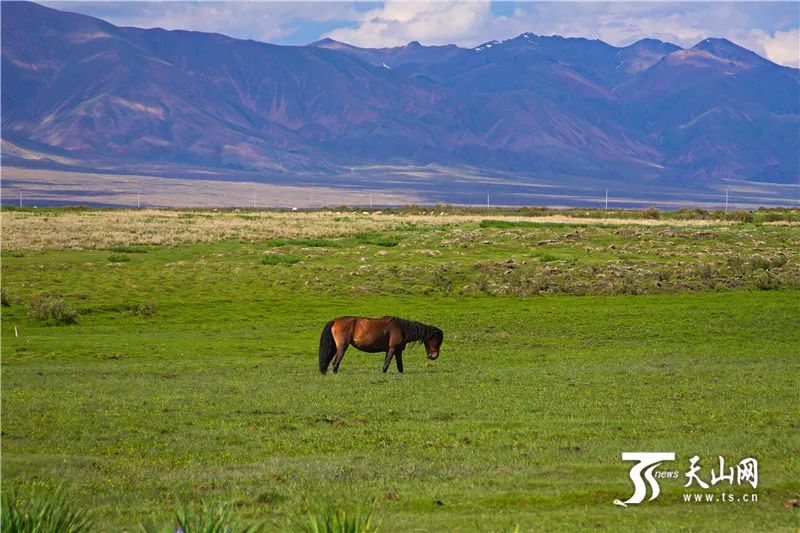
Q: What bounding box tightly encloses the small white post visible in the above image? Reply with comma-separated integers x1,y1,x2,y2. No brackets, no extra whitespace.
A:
370,193,373,209
14,325,19,337
724,189,729,212
252,191,256,209
19,191,22,208
487,193,490,210
605,188,608,212
137,191,141,209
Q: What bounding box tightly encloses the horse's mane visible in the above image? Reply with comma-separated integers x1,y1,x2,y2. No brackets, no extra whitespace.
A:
390,317,442,344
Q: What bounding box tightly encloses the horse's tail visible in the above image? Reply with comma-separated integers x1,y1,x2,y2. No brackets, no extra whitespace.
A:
319,321,336,374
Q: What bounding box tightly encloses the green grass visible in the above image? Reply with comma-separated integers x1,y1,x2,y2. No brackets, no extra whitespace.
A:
110,246,150,254
480,219,591,229
355,232,400,247
1,213,799,531
261,254,301,265
265,238,340,248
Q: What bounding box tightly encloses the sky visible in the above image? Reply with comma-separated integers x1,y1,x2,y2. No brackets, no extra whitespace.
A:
42,1,800,67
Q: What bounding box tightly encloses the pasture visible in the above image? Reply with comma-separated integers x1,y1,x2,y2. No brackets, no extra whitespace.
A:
1,208,799,531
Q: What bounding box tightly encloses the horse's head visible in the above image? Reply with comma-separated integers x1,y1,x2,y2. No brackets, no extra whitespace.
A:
424,327,444,360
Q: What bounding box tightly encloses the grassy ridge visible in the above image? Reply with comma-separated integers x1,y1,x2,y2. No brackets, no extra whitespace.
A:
1,211,799,531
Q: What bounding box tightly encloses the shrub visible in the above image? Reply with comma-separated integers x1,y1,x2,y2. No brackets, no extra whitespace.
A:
750,255,771,271
431,270,453,294
728,210,754,223
108,254,131,263
643,207,661,220
297,509,377,533
674,208,710,220
261,254,300,265
130,302,157,318
140,504,264,533
769,254,788,269
27,294,78,325
752,271,780,290
1,486,93,532
1,287,10,307
727,255,747,275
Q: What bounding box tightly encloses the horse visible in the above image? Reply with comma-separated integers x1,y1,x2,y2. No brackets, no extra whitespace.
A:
318,316,444,374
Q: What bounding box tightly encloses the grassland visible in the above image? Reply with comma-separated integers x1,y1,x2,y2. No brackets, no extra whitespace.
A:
1,209,799,531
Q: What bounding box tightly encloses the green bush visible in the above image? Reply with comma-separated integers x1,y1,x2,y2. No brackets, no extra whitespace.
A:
769,254,788,269
752,270,781,290
674,208,710,220
750,255,772,271
297,509,377,533
130,302,157,318
1,486,93,532
643,207,661,220
261,254,301,265
1,287,10,307
727,210,754,223
727,255,747,275
27,294,78,325
108,254,131,263
140,504,264,533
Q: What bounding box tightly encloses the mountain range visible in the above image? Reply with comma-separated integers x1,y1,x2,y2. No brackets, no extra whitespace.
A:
2,1,798,207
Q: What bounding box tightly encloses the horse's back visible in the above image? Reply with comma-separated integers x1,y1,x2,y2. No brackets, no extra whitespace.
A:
332,315,396,324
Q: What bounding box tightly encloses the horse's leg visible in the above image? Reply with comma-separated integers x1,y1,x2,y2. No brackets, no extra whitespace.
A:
332,344,348,374
382,347,396,373
331,325,351,374
394,348,404,373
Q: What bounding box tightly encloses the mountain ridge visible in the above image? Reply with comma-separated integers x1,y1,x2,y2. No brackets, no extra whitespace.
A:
2,1,798,206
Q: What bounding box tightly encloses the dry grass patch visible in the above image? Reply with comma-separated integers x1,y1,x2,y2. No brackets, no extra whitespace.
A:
1,209,737,251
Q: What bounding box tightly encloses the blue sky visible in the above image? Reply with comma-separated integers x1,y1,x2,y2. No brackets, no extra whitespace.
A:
44,2,800,66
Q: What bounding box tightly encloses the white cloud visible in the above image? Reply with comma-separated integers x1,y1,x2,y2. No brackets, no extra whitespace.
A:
752,28,800,67
325,2,493,47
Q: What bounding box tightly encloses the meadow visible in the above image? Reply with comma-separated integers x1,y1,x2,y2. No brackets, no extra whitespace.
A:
1,208,799,531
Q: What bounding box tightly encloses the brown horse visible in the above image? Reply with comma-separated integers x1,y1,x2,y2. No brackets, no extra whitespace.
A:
319,316,443,374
